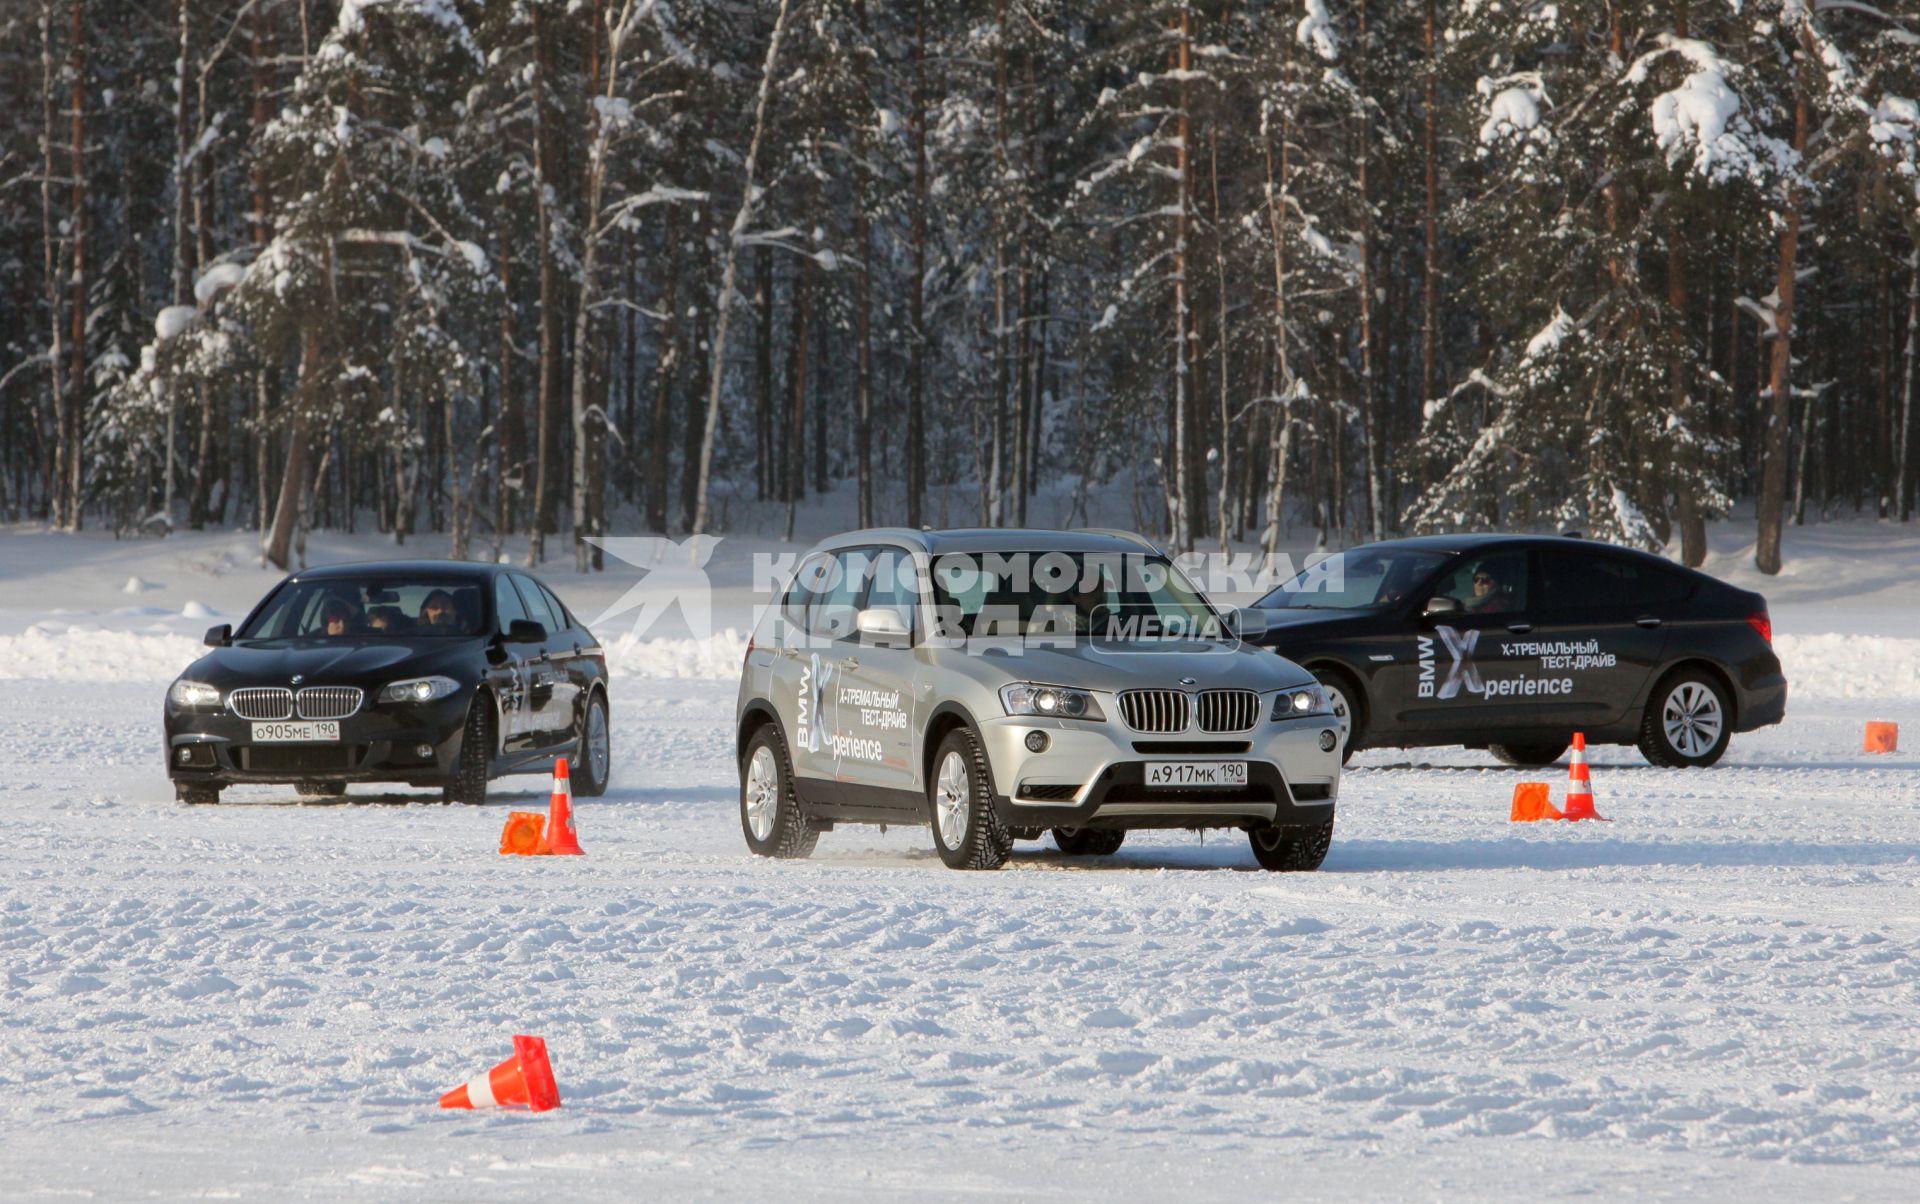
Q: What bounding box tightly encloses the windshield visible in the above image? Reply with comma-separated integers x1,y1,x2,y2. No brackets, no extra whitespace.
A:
1257,548,1454,610
928,551,1222,642
239,577,487,638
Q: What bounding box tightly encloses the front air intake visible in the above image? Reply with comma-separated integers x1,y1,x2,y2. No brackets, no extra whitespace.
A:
1119,690,1191,733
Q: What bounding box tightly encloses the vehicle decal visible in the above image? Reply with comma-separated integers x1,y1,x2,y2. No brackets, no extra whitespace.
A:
1436,626,1482,700
1499,637,1617,671
1419,625,1576,701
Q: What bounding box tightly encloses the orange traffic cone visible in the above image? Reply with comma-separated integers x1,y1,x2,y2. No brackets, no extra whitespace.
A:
499,811,547,856
540,758,584,856
439,1034,561,1112
1563,733,1609,821
1509,781,1564,822
1864,722,1899,754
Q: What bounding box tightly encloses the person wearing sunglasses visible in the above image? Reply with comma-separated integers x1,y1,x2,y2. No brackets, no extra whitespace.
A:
1463,560,1514,615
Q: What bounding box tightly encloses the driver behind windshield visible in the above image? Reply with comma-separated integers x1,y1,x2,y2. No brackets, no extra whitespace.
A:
317,598,362,637
418,589,461,632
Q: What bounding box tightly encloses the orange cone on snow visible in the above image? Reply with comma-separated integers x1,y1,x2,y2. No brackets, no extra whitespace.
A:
438,1034,561,1112
1509,781,1564,822
498,811,547,856
1562,733,1608,821
1864,722,1899,754
539,758,584,856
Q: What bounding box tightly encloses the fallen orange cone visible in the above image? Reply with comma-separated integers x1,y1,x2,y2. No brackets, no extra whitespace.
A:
1563,733,1608,821
1865,722,1898,754
499,811,547,856
439,1034,561,1112
541,757,584,856
1509,781,1564,822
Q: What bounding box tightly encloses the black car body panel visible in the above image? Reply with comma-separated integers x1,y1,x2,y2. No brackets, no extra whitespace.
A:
164,560,609,789
1247,535,1786,753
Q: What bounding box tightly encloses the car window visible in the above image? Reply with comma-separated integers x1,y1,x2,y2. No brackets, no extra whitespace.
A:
537,582,573,633
495,576,531,633
238,577,486,638
1540,552,1690,613
808,549,871,642
511,573,559,633
864,548,920,639
783,554,830,635
1259,548,1452,609
1432,551,1529,617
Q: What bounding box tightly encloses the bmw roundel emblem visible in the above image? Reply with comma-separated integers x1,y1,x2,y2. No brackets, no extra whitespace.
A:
291,674,305,685
1180,676,1197,687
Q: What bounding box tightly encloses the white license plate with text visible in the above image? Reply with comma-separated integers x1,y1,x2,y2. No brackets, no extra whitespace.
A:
1144,761,1248,788
250,721,340,743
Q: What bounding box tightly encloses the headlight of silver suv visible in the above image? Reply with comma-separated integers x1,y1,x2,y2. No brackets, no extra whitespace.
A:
379,676,460,704
1000,682,1106,721
1273,684,1331,719
168,679,223,709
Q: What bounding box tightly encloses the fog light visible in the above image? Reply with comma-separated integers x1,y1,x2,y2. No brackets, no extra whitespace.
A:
177,748,193,765
415,744,435,758
1318,729,1338,752
1024,730,1049,753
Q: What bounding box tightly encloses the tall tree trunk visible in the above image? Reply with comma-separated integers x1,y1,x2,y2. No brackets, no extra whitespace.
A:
754,246,772,503
39,0,66,527
1261,97,1296,560
906,0,928,528
1421,0,1439,437
1168,3,1192,552
692,0,794,536
1899,247,1918,523
251,0,273,540
1357,0,1383,543
853,0,875,529
264,332,321,570
783,258,810,541
1756,32,1812,576
649,216,678,531
62,0,88,531
529,7,559,564
496,212,521,545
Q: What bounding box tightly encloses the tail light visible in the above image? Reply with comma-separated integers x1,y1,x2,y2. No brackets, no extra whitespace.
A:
1746,612,1772,645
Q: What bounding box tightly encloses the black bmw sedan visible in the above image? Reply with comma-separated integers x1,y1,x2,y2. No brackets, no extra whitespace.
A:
164,561,610,805
1243,535,1786,768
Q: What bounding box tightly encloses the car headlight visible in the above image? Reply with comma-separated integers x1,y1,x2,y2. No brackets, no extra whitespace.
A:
379,676,461,704
1000,682,1105,721
168,679,223,709
1273,684,1331,719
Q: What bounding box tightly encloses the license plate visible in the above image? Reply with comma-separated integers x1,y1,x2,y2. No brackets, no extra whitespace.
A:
1144,760,1248,788
250,721,340,743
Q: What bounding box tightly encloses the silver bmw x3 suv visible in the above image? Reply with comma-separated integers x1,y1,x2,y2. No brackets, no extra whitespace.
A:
735,528,1343,871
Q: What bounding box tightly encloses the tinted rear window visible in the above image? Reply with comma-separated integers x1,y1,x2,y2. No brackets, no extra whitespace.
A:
1540,552,1690,612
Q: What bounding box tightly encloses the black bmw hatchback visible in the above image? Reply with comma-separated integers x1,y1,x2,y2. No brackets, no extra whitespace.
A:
1244,535,1786,768
164,561,610,805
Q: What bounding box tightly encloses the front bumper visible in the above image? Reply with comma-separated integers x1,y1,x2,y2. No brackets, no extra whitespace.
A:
164,693,472,786
978,712,1342,830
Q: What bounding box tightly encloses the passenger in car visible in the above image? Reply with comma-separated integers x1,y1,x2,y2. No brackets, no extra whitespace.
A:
1465,561,1513,615
366,605,408,633
418,589,461,632
319,599,362,636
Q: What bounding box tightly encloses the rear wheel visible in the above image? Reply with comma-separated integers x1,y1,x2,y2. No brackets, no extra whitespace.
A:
1489,742,1568,768
928,728,1011,870
1248,818,1334,872
296,779,347,797
443,701,492,805
175,784,220,806
1638,670,1731,767
574,693,610,797
740,725,818,859
1052,827,1126,857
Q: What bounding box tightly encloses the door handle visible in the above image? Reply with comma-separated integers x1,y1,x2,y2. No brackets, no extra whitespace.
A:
1636,616,1663,629
1506,622,1534,634
843,656,860,671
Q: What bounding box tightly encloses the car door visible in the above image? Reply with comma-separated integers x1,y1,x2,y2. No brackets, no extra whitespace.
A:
508,573,569,749
532,578,587,745
835,545,922,800
1530,549,1682,728
1397,548,1548,735
766,552,828,782
490,574,543,755
790,547,870,788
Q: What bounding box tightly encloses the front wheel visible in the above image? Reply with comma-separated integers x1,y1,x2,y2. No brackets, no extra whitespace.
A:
740,725,818,859
574,692,611,797
1052,827,1126,857
928,728,1011,870
1248,818,1333,872
443,701,493,805
1638,670,1731,767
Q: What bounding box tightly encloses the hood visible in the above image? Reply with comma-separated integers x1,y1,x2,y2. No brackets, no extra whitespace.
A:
186,638,481,688
940,638,1315,695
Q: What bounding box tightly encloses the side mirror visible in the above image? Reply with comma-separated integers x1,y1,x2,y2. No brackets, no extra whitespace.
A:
505,619,548,644
203,624,232,647
855,607,912,647
1422,595,1463,622
1229,607,1269,641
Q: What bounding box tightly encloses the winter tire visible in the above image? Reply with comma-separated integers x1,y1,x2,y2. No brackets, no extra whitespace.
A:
574,692,611,798
928,727,1012,870
1489,742,1568,768
176,784,220,806
1248,817,1333,872
1313,668,1363,766
442,700,493,805
741,725,819,859
1052,827,1126,856
1638,669,1732,767
1009,826,1046,842
296,779,347,797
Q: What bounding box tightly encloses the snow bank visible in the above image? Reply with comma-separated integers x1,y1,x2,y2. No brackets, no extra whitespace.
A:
1774,633,1920,704
601,629,751,682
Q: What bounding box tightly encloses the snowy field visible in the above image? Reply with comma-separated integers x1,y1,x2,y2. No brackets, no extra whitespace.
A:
2,521,1918,1200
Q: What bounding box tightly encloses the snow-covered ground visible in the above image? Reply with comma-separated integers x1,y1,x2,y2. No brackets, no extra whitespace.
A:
2,519,1917,1199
